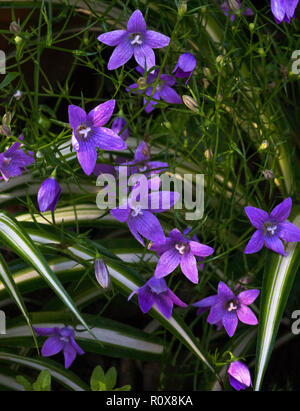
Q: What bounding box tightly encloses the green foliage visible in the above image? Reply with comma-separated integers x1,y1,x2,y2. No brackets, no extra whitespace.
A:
0,0,299,391
17,370,51,391
90,365,130,391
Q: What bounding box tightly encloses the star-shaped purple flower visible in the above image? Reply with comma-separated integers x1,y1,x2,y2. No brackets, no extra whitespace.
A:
0,134,34,182
220,0,253,21
68,100,127,176
98,9,170,71
244,197,300,256
151,228,214,284
193,281,260,337
128,276,187,319
172,53,196,84
34,326,84,368
271,0,299,24
110,191,179,246
228,361,252,391
127,67,182,113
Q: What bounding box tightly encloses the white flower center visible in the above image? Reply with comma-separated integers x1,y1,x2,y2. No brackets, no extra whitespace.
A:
266,225,277,236
2,157,11,166
138,165,147,172
78,126,91,139
60,336,70,343
263,221,278,236
131,205,143,217
131,34,143,45
227,301,238,312
175,242,188,255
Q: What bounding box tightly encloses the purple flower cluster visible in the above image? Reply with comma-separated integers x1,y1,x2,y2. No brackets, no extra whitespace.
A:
3,6,300,384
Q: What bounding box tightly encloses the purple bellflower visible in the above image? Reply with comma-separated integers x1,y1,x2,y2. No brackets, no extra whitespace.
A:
127,67,182,113
228,361,252,391
172,53,197,84
193,281,260,337
151,228,214,284
128,276,187,319
37,177,61,213
0,134,34,182
110,191,179,246
244,197,300,256
111,116,129,141
68,100,127,176
271,0,299,23
34,326,84,369
220,0,253,21
98,10,170,71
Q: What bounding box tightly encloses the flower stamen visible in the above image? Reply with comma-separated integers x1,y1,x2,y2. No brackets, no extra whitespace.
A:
130,34,143,45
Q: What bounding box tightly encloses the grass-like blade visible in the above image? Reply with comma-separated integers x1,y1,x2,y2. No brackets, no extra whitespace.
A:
254,214,300,390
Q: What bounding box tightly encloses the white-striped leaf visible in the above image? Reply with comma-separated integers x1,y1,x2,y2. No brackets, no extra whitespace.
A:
0,212,93,337
254,214,300,391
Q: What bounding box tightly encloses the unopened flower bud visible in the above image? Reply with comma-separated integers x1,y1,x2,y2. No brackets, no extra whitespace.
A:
0,124,11,136
178,0,187,17
249,23,255,31
9,21,21,34
259,140,268,150
216,55,225,68
14,35,22,45
137,77,147,89
13,90,23,101
228,0,240,12
95,259,110,289
182,95,199,112
262,169,274,180
2,112,12,125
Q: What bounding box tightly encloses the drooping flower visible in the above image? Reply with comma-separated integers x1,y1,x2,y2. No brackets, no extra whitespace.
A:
0,134,34,182
193,281,260,337
110,191,179,246
228,361,252,391
127,67,182,114
128,276,187,319
121,141,168,176
172,53,196,84
111,116,129,141
98,9,170,71
68,100,127,176
95,259,110,289
151,228,214,284
244,197,300,256
220,0,253,21
271,0,299,24
34,326,84,368
37,177,61,213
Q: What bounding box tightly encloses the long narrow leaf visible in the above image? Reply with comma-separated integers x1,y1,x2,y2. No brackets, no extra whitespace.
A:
254,214,300,391
0,312,164,361
0,253,39,351
0,212,93,337
0,351,88,391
